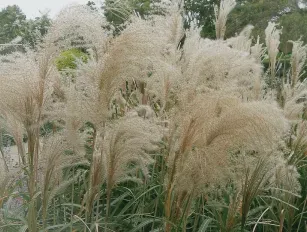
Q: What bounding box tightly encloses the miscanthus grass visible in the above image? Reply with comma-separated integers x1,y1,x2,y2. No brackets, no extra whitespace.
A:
0,0,307,231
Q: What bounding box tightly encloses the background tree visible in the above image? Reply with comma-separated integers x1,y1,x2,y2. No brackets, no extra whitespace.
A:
184,0,218,38
226,0,307,52
0,5,51,50
24,13,51,47
0,5,27,44
102,0,165,34
279,10,307,53
101,0,307,45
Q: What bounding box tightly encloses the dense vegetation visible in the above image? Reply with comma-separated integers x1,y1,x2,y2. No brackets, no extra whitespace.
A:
1,0,307,231
0,5,50,50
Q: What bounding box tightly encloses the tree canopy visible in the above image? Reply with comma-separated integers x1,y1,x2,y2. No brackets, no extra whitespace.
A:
101,0,307,53
0,5,51,49
0,5,27,44
226,0,307,52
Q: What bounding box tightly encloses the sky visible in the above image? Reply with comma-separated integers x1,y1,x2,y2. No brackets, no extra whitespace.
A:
0,0,99,18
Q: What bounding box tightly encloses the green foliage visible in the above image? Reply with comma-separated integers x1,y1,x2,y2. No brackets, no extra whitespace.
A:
226,0,287,38
226,0,307,51
102,0,165,34
55,49,88,71
280,11,307,53
184,0,218,38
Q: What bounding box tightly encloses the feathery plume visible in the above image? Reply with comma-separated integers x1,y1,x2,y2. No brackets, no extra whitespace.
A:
283,82,307,120
265,22,282,82
166,94,288,196
163,93,288,231
251,36,267,63
226,25,254,52
214,0,236,40
39,135,88,224
289,39,307,88
181,34,262,98
45,5,108,58
102,116,161,191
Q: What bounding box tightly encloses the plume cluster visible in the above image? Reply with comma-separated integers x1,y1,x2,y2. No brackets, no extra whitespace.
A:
265,22,282,80
0,1,306,231
214,0,236,39
166,94,288,196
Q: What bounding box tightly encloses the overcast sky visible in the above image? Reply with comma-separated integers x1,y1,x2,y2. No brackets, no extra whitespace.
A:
0,0,99,18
